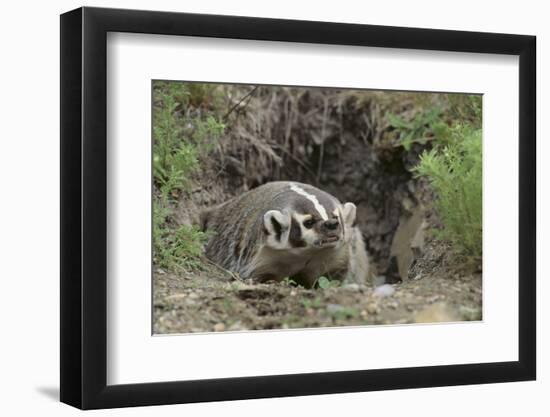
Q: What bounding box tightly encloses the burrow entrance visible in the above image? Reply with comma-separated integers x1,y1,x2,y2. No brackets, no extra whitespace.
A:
184,86,435,279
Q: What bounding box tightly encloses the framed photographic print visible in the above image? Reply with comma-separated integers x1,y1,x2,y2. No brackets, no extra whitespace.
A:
60,6,536,410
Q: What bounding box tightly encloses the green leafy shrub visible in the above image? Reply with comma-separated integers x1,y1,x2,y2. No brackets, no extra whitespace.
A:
413,125,482,258
152,81,225,271
154,213,211,271
387,94,482,151
153,83,225,199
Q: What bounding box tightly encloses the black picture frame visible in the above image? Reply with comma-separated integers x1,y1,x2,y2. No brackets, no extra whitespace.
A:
60,6,536,410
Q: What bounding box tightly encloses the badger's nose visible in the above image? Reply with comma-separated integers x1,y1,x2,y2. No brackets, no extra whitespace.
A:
324,218,339,231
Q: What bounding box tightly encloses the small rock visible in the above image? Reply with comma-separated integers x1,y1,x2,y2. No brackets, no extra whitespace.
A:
366,303,380,315
213,323,226,332
402,197,414,212
156,268,166,275
290,290,297,296
387,301,399,309
373,284,395,298
188,292,199,300
343,283,361,291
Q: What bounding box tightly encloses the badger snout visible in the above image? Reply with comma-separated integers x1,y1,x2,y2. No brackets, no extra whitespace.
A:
323,218,339,231
316,219,342,247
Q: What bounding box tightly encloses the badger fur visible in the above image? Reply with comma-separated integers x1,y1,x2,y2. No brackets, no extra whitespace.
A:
200,181,369,288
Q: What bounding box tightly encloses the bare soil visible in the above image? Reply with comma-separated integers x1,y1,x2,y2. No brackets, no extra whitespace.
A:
153,240,482,334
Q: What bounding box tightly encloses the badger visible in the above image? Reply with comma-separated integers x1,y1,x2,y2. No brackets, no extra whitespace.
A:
200,181,369,288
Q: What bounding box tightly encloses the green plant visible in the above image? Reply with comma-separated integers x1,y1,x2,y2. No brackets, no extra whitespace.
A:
153,196,211,271
316,276,340,289
281,277,300,287
387,107,442,151
153,83,225,199
413,124,482,258
152,81,225,271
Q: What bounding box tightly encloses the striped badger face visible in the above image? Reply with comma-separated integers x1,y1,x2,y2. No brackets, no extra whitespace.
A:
263,183,356,251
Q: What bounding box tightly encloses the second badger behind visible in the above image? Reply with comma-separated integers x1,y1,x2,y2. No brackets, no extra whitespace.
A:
201,181,369,287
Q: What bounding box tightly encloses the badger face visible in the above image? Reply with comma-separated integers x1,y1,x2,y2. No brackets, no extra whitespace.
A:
263,184,357,251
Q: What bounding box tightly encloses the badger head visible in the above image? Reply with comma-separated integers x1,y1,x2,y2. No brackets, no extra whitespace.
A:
263,183,356,251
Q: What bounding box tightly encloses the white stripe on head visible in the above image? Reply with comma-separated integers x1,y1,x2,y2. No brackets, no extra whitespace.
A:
290,184,329,220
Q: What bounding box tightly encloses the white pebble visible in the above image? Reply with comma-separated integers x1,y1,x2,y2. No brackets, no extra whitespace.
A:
373,284,395,298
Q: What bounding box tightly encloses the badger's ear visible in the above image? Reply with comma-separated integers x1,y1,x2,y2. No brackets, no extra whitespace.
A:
342,202,357,227
263,210,290,240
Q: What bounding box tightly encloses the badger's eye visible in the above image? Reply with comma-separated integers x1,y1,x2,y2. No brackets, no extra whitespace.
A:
303,218,316,229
